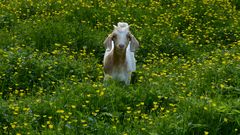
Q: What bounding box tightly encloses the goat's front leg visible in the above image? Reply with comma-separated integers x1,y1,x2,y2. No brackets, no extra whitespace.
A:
103,74,112,86
124,72,132,85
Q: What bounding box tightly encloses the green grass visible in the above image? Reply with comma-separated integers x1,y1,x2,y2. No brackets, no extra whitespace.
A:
1,0,240,134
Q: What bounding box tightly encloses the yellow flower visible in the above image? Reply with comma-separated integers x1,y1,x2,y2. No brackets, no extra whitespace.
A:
81,119,86,123
141,128,146,131
48,124,54,129
11,124,16,128
3,126,8,130
56,109,64,113
220,84,225,89
99,91,104,96
224,117,228,123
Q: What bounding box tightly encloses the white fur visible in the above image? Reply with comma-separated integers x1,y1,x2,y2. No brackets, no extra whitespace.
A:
103,22,139,85
103,42,136,83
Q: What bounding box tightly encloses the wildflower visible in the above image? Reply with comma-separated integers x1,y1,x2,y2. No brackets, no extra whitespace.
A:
237,41,240,45
161,107,165,111
224,118,228,123
204,131,209,135
3,126,8,130
220,84,225,89
54,43,61,47
48,124,54,129
92,84,98,88
23,107,30,112
173,108,177,112
187,92,192,97
222,61,226,64
11,123,16,128
141,128,146,131
56,109,65,113
51,50,59,55
99,91,104,96
92,112,97,116
19,92,24,97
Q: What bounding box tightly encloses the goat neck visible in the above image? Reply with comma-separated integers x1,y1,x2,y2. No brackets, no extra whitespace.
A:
113,46,126,66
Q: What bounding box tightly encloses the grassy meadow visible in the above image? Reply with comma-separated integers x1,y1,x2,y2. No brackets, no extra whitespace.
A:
1,0,240,134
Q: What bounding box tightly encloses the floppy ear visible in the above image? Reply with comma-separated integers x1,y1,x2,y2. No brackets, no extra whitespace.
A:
104,34,113,50
130,34,139,52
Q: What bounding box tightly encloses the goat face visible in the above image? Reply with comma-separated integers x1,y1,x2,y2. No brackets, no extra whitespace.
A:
104,22,139,52
112,30,131,50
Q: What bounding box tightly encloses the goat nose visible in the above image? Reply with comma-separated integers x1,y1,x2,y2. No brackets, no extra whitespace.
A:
119,44,125,48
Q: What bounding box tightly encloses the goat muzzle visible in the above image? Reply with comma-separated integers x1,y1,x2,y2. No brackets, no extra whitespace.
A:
119,44,125,49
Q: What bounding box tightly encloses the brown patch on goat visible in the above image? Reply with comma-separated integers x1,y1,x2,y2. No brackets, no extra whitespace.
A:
103,47,128,74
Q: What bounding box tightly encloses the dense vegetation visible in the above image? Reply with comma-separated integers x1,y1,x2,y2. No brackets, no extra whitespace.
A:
1,0,240,134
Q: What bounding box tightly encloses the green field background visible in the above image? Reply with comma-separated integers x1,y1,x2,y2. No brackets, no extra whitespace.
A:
0,0,240,134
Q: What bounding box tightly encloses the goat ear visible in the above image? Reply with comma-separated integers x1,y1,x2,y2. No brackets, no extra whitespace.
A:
104,34,113,50
130,34,139,52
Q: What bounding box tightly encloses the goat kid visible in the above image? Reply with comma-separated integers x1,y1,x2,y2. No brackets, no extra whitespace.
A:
103,22,139,85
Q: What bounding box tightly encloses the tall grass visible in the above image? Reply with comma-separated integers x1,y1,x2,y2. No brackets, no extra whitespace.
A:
1,0,240,134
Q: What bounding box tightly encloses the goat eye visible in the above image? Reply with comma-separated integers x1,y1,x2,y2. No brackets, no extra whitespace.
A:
127,34,131,40
112,34,116,39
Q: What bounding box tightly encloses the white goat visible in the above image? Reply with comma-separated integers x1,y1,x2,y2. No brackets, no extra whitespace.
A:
103,22,139,85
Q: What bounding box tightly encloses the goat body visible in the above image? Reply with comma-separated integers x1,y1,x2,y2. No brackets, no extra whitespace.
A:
103,22,139,85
